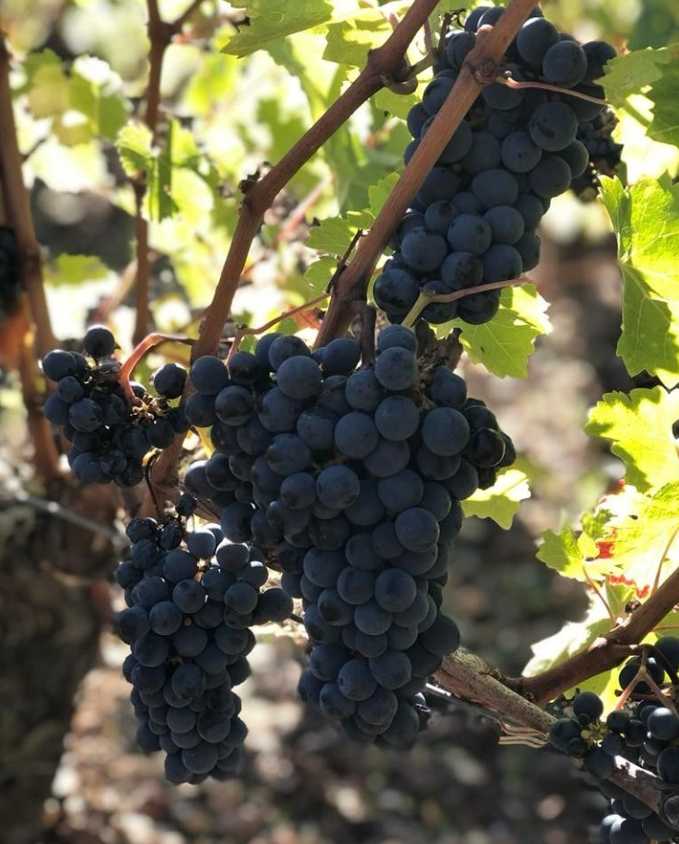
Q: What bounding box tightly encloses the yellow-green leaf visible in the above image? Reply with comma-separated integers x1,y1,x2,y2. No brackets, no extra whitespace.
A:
462,468,530,529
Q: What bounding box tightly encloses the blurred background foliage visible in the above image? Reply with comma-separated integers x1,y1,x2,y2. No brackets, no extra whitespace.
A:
1,1,678,843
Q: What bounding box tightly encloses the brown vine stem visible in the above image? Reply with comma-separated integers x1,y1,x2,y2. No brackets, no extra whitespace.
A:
0,32,60,482
133,0,203,346
435,652,674,825
191,0,442,364
315,0,542,347
0,34,56,359
511,562,679,706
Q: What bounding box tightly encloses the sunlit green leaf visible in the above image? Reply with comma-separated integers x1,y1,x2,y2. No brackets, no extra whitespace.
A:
434,285,551,379
599,176,679,387
585,387,679,492
462,468,530,529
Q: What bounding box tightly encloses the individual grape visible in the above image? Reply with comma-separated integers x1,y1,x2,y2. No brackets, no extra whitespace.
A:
529,102,578,152
501,131,542,173
420,614,460,655
373,396,420,442
516,17,560,67
373,264,422,317
275,355,322,400
471,169,520,209
394,507,440,553
416,167,460,206
374,347,417,391
514,193,544,231
316,465,361,509
440,252,483,291
83,325,116,358
345,369,384,411
334,412,380,459
422,75,456,115
482,244,522,282
542,40,587,87
529,154,572,198
153,363,187,399
42,349,80,381
268,334,311,371
214,386,254,426
321,338,361,375
483,80,523,111
401,229,448,273
190,356,229,395
374,568,417,613
69,398,104,433
572,690,604,722
446,213,492,255
338,658,378,701
484,206,525,245
422,407,470,457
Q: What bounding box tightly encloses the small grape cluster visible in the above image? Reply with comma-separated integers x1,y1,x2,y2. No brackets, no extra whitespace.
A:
548,638,679,843
180,326,515,745
115,503,293,783
374,4,618,327
571,110,624,198
42,327,190,486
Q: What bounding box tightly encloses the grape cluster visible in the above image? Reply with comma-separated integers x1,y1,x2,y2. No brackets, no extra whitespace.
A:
42,328,190,486
547,639,679,843
115,507,293,783
374,5,618,327
180,327,515,745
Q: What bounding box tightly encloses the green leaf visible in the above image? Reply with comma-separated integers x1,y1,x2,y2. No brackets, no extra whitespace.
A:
585,387,679,492
304,256,338,292
116,123,153,176
536,527,610,584
590,482,679,599
523,594,615,677
306,210,371,255
599,176,679,387
43,253,110,286
461,468,530,529
602,48,671,103
644,44,679,148
323,8,392,67
220,0,342,57
368,172,400,217
23,50,70,119
435,285,551,378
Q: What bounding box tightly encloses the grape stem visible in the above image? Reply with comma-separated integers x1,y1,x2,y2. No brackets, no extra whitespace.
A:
0,33,61,482
132,0,205,347
498,73,609,105
435,650,677,827
118,332,195,399
401,277,528,328
507,551,679,707
315,0,544,347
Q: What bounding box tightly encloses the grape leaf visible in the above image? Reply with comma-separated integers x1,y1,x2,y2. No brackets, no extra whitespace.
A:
43,254,110,287
523,581,636,681
599,176,679,387
644,44,679,148
220,0,350,57
435,284,551,379
306,213,369,254
585,387,679,492
323,4,403,67
462,468,530,529
602,48,670,103
589,482,679,599
536,527,610,584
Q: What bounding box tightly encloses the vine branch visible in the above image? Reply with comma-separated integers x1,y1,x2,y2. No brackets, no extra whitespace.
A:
0,31,60,482
191,0,442,363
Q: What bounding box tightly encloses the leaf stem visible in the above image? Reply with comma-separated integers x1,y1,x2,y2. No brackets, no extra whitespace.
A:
401,277,527,328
